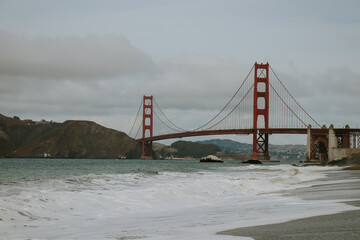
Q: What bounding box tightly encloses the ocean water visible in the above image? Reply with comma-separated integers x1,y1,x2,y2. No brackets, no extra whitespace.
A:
0,158,357,240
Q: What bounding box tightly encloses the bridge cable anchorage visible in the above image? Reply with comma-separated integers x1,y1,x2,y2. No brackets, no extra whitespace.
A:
269,65,321,128
204,84,254,130
129,99,143,137
192,64,255,131
153,98,187,132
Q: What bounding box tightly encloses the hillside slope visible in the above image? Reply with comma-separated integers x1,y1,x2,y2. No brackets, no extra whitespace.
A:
0,114,141,158
198,139,307,161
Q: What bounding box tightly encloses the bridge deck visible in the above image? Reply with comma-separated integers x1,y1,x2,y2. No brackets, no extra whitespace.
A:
141,128,315,142
139,128,360,142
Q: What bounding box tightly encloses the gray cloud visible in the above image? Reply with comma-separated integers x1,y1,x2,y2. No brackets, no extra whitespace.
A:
0,31,156,79
272,67,360,127
1,32,359,141
0,31,156,121
0,0,358,145
145,52,250,110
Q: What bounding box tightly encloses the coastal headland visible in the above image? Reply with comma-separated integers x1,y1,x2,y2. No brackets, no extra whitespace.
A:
0,114,141,159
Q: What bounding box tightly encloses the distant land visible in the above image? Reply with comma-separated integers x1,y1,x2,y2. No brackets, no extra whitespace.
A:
0,113,306,161
155,139,306,161
198,139,307,161
0,114,141,158
153,140,221,159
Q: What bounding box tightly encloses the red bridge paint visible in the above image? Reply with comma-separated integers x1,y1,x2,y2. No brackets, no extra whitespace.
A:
252,62,270,160
141,96,153,159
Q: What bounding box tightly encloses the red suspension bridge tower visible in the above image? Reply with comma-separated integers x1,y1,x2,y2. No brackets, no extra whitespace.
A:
141,95,153,159
252,62,270,160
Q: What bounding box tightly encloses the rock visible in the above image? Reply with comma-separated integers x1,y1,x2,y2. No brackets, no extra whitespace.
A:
242,159,263,164
328,153,360,166
200,159,224,163
200,155,223,162
343,164,360,170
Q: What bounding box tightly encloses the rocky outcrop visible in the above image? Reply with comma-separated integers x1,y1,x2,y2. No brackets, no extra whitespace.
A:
0,114,141,158
242,159,263,164
343,165,360,170
200,155,223,162
328,153,360,166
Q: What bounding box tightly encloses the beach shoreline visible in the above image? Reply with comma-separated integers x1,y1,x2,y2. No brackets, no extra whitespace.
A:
218,168,360,240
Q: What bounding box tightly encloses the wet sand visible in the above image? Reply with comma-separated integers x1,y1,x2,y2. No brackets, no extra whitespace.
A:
219,169,360,240
219,209,360,240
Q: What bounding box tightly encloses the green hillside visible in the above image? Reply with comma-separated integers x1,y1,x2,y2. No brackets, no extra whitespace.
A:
197,139,252,153
197,139,307,161
170,140,220,158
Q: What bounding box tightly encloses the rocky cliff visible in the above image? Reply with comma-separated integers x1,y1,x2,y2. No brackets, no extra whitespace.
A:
0,114,141,158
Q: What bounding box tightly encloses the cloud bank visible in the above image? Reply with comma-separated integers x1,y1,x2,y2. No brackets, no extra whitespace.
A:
0,32,155,79
1,31,360,141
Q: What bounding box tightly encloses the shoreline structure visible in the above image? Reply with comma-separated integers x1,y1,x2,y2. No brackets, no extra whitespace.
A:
219,169,360,239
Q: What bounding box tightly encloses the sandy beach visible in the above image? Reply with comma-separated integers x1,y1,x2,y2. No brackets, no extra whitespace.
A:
219,169,360,240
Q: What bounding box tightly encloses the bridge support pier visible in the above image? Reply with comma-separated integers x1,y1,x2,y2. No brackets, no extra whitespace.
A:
307,125,312,160
307,125,329,162
307,125,360,162
327,125,360,162
141,141,153,159
251,132,270,161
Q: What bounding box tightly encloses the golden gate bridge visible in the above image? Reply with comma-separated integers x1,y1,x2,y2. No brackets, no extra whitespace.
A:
129,62,360,161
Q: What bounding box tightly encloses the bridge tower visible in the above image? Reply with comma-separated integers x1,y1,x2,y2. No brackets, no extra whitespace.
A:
141,95,153,159
252,62,270,160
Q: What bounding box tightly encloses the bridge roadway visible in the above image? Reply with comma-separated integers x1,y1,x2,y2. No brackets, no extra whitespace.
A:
140,128,360,142
139,128,345,142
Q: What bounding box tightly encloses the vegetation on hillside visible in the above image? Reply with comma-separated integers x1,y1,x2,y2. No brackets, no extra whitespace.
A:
198,139,307,161
170,140,220,158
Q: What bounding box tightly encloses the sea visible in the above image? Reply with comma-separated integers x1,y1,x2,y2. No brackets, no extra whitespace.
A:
0,158,357,240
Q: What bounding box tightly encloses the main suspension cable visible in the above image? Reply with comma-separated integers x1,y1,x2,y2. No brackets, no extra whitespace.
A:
205,84,254,130
192,64,255,131
269,82,307,127
153,111,183,133
134,119,143,139
128,99,143,136
269,65,321,128
153,98,187,132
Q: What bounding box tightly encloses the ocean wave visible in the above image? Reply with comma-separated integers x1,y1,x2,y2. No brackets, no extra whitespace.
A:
0,164,351,239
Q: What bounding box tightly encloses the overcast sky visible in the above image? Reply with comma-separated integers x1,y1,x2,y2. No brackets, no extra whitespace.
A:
1,0,359,145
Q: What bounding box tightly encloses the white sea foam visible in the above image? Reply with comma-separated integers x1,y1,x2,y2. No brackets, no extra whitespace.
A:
0,165,357,239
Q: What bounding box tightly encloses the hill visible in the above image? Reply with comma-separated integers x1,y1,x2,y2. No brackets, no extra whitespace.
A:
0,114,141,158
170,140,220,158
0,114,307,161
197,139,252,153
197,139,307,161
152,140,220,159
